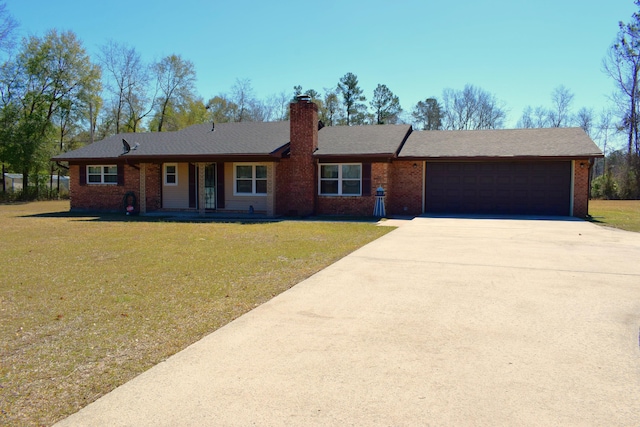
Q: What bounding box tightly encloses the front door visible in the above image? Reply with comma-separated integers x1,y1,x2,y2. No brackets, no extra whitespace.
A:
204,164,216,209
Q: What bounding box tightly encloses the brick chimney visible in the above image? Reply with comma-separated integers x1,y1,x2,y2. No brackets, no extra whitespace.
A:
283,94,318,216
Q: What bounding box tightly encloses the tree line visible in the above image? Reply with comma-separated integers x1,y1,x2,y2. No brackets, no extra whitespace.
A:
0,1,638,200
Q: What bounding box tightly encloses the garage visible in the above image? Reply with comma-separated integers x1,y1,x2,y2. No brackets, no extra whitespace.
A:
424,161,572,216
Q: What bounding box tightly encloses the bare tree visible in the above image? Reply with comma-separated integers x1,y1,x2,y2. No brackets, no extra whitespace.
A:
230,78,255,122
603,5,640,157
533,106,549,127
442,84,506,130
0,2,17,53
548,85,575,127
574,107,594,136
99,41,155,133
602,2,640,197
153,54,196,131
266,91,291,121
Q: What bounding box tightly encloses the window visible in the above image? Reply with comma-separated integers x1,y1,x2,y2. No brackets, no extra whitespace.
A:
234,164,267,195
87,165,117,184
164,163,178,186
319,164,361,196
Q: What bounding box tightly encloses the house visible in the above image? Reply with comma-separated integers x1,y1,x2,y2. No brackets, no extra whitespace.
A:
3,173,23,192
53,95,603,218
2,173,70,193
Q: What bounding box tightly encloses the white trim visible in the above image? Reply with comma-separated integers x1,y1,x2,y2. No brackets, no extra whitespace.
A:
569,160,575,216
421,161,426,213
87,165,117,185
233,163,267,196
164,163,178,186
318,163,362,196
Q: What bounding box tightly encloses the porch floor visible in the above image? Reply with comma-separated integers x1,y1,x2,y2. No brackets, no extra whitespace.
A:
141,210,276,222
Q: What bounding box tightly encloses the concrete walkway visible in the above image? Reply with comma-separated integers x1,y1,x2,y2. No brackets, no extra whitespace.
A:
55,217,640,426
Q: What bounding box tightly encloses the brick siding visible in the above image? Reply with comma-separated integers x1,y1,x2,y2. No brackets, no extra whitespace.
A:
144,163,162,212
317,162,391,216
388,160,423,216
276,98,318,216
573,160,590,218
69,163,141,212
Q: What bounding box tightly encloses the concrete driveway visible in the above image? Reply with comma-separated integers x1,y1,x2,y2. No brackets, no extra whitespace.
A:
55,217,640,426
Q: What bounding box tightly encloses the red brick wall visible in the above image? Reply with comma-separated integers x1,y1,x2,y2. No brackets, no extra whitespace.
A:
275,159,294,215
317,163,391,216
69,163,141,212
276,98,318,216
573,160,590,218
144,163,162,212
388,160,423,216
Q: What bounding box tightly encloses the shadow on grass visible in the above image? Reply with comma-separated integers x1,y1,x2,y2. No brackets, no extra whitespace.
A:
20,211,287,224
20,211,385,225
586,215,606,225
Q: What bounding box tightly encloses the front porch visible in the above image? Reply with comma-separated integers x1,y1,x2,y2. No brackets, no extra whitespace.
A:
139,161,276,217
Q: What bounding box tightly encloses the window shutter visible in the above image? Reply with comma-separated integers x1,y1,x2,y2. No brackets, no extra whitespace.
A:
189,163,196,208
216,162,225,209
79,164,86,186
362,163,372,196
117,164,125,186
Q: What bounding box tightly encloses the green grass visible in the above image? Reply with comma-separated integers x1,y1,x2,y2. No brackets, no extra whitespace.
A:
0,201,394,426
589,199,640,232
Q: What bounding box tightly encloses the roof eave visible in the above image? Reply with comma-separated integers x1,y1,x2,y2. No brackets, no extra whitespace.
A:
398,154,604,161
314,153,396,162
56,153,285,163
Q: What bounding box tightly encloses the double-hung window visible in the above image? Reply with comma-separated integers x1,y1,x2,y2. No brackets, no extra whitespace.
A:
234,164,267,195
164,163,178,185
319,163,362,196
87,165,117,184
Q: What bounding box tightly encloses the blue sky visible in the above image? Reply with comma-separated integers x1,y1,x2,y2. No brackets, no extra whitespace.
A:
5,0,638,140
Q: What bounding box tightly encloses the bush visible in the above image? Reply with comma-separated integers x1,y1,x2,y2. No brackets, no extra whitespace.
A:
591,173,619,199
616,160,640,199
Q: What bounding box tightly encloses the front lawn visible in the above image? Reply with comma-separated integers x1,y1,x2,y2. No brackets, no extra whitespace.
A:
589,199,640,232
0,201,393,426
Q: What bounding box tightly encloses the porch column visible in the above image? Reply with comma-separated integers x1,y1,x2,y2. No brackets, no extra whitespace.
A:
198,162,206,216
139,163,147,214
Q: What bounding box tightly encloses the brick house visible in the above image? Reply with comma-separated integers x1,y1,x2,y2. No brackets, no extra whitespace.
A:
54,95,602,218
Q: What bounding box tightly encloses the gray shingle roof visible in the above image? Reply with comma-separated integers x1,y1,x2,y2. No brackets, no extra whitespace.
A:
400,127,603,158
54,121,290,161
316,124,411,157
54,122,603,162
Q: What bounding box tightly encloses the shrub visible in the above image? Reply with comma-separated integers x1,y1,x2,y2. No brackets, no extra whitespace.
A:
591,173,619,199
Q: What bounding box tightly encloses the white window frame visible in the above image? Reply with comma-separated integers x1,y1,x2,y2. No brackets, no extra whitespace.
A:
87,165,118,185
319,163,362,196
233,163,267,196
164,163,178,186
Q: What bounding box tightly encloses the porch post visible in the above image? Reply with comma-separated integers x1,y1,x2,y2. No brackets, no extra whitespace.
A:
198,162,206,216
140,163,147,214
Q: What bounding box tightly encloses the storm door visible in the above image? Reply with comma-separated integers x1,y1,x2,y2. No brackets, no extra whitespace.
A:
204,164,216,209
